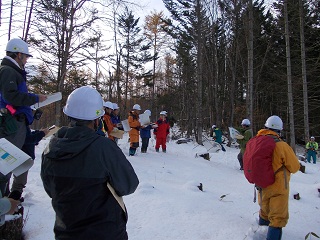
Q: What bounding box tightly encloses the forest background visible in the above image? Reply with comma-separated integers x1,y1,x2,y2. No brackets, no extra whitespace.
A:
0,0,319,151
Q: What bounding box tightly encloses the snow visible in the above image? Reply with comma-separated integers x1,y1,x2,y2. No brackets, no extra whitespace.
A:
9,128,320,240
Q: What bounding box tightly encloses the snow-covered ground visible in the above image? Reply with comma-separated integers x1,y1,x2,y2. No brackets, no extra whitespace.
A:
9,128,320,240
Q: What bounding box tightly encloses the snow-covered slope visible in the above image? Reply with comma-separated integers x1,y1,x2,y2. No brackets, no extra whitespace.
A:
19,131,320,240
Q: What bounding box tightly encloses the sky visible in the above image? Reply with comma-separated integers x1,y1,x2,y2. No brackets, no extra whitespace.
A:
4,125,320,240
0,0,169,74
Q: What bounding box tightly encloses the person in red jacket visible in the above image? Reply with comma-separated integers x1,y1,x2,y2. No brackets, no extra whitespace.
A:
154,111,170,152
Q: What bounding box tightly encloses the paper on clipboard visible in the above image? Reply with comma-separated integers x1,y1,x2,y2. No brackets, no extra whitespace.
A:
0,138,33,176
228,127,241,139
139,113,150,125
121,119,131,132
31,92,62,110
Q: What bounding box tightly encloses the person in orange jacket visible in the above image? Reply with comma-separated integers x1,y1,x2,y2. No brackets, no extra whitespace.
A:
154,111,170,153
103,101,115,141
255,115,300,240
128,104,141,156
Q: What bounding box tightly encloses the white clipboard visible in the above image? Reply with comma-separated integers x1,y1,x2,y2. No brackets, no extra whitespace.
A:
139,113,150,125
0,138,33,176
31,92,62,110
228,127,241,139
121,119,131,132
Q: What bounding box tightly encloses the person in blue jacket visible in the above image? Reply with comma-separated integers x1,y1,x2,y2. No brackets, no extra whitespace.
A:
140,110,156,153
0,38,47,200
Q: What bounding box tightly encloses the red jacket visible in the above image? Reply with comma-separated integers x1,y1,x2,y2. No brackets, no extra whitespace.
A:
154,118,170,138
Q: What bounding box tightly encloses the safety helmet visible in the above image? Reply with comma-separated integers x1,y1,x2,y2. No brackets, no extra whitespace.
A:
160,111,167,116
103,101,114,109
144,109,151,116
113,103,119,110
6,38,32,57
311,136,315,139
212,124,216,129
241,119,251,126
133,104,141,110
63,86,104,120
264,115,283,130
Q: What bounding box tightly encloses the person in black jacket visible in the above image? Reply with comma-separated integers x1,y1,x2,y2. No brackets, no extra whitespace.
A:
41,86,139,240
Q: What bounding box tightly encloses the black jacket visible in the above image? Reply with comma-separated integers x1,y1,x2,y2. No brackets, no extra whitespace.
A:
41,126,139,240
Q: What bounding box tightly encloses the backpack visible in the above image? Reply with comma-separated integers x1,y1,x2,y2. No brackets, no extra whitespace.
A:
243,135,280,188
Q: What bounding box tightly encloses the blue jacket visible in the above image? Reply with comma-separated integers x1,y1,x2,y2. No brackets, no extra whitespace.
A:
0,57,39,125
111,113,121,124
140,125,153,138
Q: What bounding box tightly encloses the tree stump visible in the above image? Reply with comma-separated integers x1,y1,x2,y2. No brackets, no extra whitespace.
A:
0,206,24,240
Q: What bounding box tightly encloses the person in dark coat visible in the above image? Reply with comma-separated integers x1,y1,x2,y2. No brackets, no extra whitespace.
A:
0,38,47,200
140,110,156,153
41,86,139,240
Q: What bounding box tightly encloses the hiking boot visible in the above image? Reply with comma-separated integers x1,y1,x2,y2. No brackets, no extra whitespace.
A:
162,149,166,153
156,148,159,152
8,190,22,201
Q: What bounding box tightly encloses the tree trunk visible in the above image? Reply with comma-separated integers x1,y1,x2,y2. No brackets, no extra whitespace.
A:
284,0,296,151
247,0,254,126
196,0,203,145
299,0,309,143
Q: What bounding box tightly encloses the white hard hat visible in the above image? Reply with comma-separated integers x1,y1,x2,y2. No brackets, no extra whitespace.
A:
241,119,250,126
160,111,167,115
6,38,32,57
212,124,216,129
63,86,104,120
103,101,114,109
113,103,119,110
265,115,283,130
133,104,141,110
311,136,315,139
144,109,151,116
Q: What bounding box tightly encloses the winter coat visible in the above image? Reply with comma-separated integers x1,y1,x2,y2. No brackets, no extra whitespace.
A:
22,127,46,159
210,128,223,144
154,118,170,139
128,111,140,143
306,141,318,151
256,129,300,228
111,113,121,125
0,57,39,125
236,127,253,153
41,126,139,240
140,124,153,139
103,113,115,141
